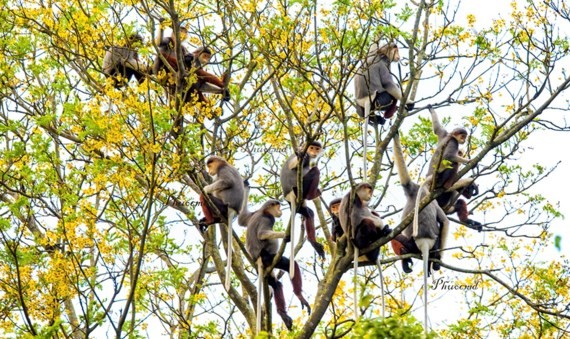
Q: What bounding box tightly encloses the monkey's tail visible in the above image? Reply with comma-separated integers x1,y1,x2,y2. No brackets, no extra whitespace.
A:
416,238,433,335
376,258,386,318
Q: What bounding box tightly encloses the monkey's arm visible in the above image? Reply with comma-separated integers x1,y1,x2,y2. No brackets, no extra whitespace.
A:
443,144,470,164
428,107,448,139
195,69,225,88
378,62,402,101
258,230,286,240
203,178,233,194
435,204,448,224
257,218,286,240
286,154,299,170
123,54,146,72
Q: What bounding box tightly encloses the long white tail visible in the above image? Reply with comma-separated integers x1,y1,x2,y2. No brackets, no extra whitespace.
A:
225,209,236,290
353,99,371,321
353,247,359,319
376,258,386,318
418,240,431,335
256,259,263,335
289,193,296,278
363,101,369,182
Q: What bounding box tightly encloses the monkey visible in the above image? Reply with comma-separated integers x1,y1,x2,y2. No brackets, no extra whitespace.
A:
338,183,391,263
198,156,244,289
198,156,244,231
187,47,231,104
152,23,230,104
103,33,147,88
280,141,325,259
426,106,482,230
354,41,414,126
328,198,343,241
246,200,311,331
391,132,449,332
153,24,193,79
338,183,390,318
391,133,449,273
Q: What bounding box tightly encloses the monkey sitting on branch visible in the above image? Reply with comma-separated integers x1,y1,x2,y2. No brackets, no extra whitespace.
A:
153,23,230,104
354,41,414,125
280,141,326,261
328,197,343,242
245,199,311,332
391,132,449,334
198,156,244,290
338,183,391,264
103,33,147,88
426,106,482,231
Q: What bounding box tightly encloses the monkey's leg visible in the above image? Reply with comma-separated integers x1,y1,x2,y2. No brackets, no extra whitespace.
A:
198,194,226,229
274,256,311,314
298,205,325,259
390,235,415,273
354,220,385,317
416,238,435,335
430,236,442,272
353,219,384,262
437,168,458,190
302,167,321,200
267,275,293,330
455,199,482,231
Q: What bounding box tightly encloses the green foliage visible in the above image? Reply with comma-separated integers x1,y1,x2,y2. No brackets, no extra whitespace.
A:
350,316,436,339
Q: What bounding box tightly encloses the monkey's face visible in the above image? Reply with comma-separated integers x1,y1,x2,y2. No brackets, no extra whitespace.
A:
388,45,400,63
270,204,282,218
199,52,212,65
455,132,467,144
357,185,373,203
307,144,322,158
330,203,340,216
206,159,219,176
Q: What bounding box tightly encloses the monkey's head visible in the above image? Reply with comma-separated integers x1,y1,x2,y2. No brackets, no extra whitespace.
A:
378,42,400,63
461,182,479,199
451,128,468,144
194,47,213,65
263,200,282,218
355,183,374,204
205,156,227,176
329,198,342,216
306,141,323,158
126,34,144,48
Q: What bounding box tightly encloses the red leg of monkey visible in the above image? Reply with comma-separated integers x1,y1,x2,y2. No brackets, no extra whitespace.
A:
390,235,416,273
273,256,311,314
199,194,217,224
455,199,469,222
299,208,325,259
195,69,225,88
390,239,405,256
383,100,398,119
199,194,227,225
266,277,293,330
